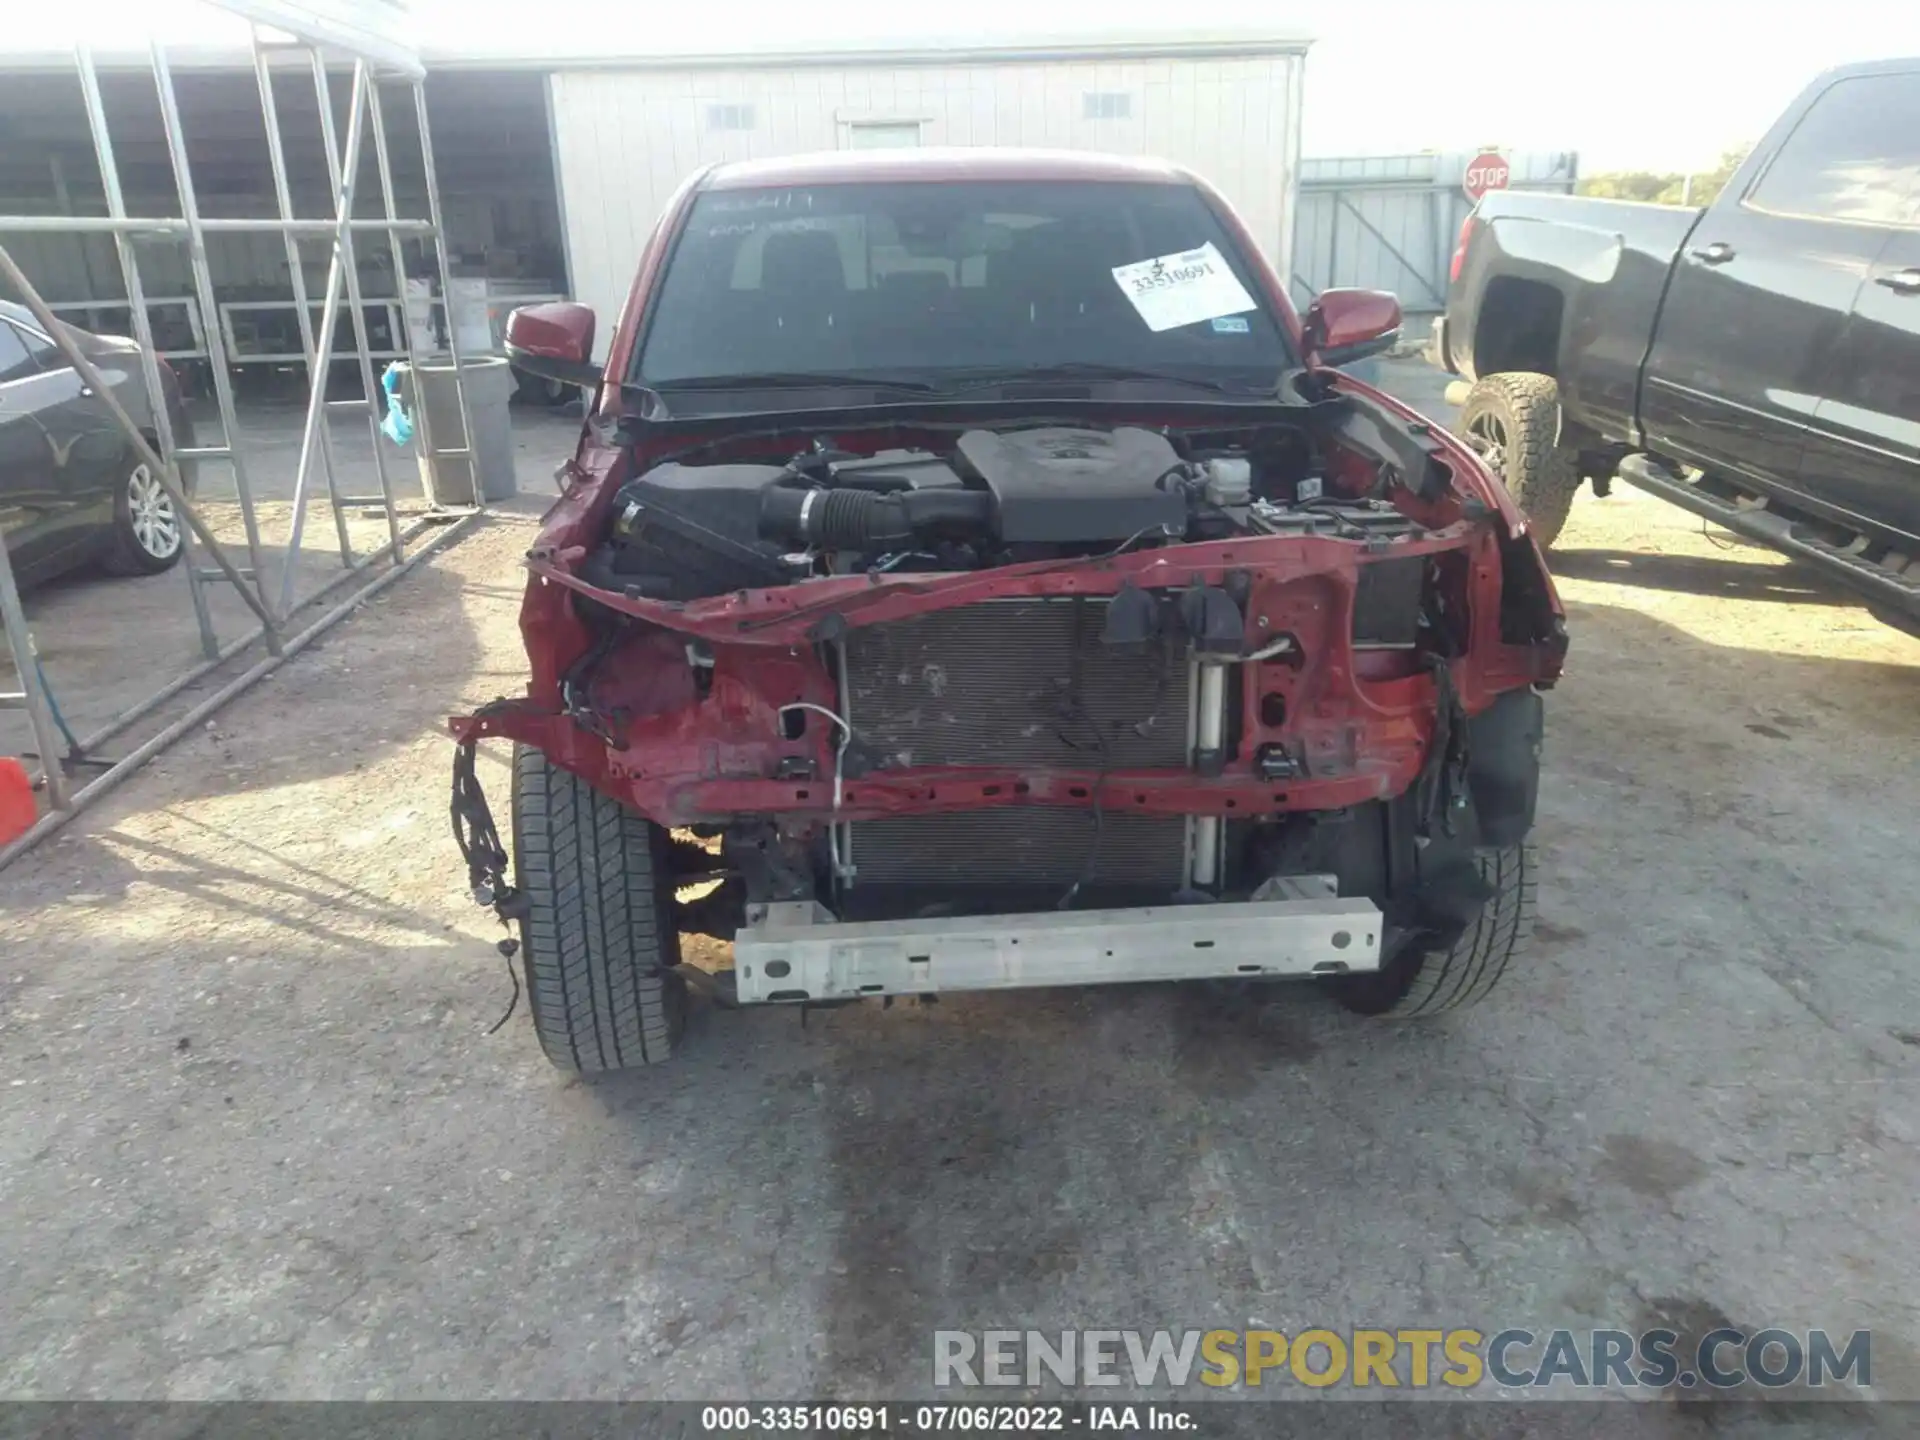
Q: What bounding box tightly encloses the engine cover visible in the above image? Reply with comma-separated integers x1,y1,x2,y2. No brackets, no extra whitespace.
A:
955,427,1187,543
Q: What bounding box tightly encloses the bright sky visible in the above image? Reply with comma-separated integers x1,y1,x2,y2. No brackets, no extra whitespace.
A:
10,0,1920,172
1301,0,1920,171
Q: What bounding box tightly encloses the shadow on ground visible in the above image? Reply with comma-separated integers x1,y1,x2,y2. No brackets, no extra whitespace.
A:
1548,548,1850,608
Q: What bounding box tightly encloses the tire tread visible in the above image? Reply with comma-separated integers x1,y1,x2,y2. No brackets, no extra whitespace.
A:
511,745,684,1073
1380,843,1538,1018
1458,372,1581,549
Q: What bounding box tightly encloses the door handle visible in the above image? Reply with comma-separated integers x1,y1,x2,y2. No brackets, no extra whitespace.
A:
78,385,94,397
1875,268,1920,295
1689,241,1737,266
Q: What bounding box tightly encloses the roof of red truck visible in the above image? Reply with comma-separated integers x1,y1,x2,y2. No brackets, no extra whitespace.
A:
702,147,1194,190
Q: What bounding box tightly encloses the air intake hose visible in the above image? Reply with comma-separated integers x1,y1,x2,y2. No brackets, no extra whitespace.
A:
759,485,994,548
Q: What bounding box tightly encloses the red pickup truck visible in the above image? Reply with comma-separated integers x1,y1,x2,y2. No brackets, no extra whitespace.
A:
453,148,1567,1075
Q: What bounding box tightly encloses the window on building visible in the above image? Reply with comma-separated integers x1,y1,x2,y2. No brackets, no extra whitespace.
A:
847,122,922,149
1083,92,1133,121
1744,72,1920,226
706,103,756,132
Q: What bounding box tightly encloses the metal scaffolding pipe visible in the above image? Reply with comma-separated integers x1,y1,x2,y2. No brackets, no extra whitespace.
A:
277,64,374,615
152,41,275,630
0,248,279,637
252,28,352,563
16,511,447,797
412,81,481,493
0,537,73,810
0,216,437,235
0,510,484,874
0,8,480,875
311,55,405,563
75,43,219,658
366,79,444,497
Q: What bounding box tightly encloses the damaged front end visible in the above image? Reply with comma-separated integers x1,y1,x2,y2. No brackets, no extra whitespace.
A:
453,379,1566,1003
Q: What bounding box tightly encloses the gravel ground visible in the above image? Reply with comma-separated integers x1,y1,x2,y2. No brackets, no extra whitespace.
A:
2,373,1917,1420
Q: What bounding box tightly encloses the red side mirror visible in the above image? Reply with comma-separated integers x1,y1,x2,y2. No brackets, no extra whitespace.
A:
1303,288,1402,367
505,302,601,388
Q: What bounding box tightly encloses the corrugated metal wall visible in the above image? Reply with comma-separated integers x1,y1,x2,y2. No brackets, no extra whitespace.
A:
548,52,1305,355
1290,151,1579,321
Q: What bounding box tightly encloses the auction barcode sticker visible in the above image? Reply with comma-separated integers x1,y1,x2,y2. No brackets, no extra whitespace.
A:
1111,242,1257,332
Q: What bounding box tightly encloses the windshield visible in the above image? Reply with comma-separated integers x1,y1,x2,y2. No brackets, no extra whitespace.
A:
634,180,1294,394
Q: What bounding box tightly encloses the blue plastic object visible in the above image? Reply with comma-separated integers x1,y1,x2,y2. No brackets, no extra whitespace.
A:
379,361,414,446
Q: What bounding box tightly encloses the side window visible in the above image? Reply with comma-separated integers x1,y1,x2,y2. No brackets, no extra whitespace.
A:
1744,73,1920,227
0,322,40,384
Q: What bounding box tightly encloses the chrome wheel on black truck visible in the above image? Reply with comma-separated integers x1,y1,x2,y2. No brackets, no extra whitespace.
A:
510,745,686,1073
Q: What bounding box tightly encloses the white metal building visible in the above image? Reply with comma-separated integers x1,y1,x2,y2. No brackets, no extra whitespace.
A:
533,30,1311,353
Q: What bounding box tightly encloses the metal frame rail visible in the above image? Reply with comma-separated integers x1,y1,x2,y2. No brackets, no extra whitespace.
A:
0,2,482,865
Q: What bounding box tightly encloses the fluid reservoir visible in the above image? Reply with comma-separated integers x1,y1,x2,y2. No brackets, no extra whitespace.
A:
1203,456,1252,507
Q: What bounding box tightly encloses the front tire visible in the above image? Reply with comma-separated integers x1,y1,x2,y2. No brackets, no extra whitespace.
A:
1456,373,1582,550
1330,843,1537,1017
102,455,185,576
510,745,687,1073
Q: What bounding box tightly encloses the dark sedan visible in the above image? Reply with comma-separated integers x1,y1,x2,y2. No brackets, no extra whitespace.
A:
1,299,194,587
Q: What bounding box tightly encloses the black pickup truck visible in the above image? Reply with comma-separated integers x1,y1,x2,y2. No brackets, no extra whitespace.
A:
1432,58,1920,631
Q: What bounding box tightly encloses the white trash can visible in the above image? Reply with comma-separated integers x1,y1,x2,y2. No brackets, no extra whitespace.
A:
404,355,518,506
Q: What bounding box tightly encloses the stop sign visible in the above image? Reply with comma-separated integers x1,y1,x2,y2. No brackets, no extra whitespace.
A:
1464,152,1511,202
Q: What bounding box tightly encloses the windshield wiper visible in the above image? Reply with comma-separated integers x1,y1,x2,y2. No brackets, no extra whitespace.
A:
936,362,1272,396
650,371,943,394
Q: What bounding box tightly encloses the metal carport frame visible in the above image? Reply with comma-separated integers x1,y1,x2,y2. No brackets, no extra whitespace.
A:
0,0,485,866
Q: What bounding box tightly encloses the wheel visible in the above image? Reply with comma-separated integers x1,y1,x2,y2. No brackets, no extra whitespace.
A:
1329,843,1537,1017
512,367,576,409
101,454,185,576
1456,373,1582,550
510,744,687,1073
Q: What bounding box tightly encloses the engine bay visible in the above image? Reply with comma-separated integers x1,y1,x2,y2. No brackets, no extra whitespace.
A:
580,413,1449,604
448,387,1564,952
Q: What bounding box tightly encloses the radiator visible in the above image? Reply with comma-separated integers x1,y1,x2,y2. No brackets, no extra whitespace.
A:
843,598,1192,891
842,597,1190,770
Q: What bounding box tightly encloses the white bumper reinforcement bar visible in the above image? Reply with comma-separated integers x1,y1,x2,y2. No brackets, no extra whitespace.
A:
732,895,1384,1004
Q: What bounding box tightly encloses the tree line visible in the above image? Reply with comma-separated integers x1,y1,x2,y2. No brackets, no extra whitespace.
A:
1575,146,1753,207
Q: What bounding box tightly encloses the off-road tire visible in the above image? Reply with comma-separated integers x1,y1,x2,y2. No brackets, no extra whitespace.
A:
1457,373,1582,550
1330,843,1537,1017
510,745,686,1073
